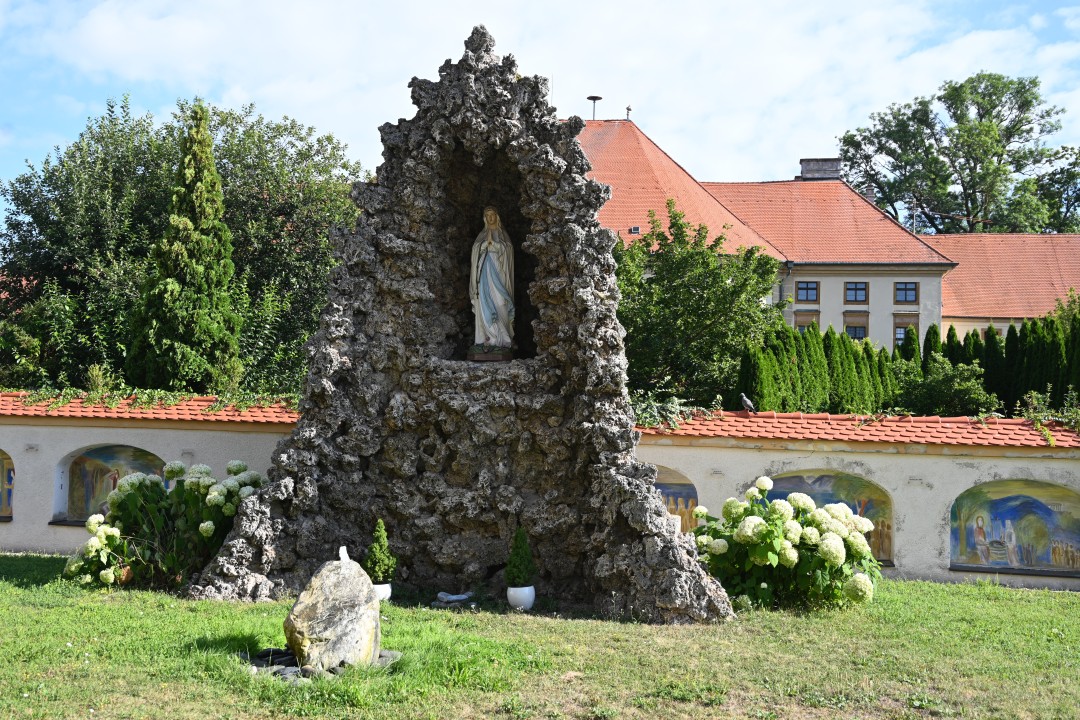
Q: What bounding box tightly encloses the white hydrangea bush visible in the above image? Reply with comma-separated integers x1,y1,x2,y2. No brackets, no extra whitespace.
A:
693,476,882,609
63,460,262,589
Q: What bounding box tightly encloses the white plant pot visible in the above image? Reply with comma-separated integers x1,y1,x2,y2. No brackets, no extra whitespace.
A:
373,583,392,601
506,585,535,611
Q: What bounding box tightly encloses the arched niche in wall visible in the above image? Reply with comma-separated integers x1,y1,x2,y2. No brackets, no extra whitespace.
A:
654,465,699,532
950,479,1080,577
57,445,165,522
772,470,894,563
0,450,13,521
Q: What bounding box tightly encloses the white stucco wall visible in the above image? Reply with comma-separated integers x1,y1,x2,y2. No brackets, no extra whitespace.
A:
0,417,292,554
638,435,1080,590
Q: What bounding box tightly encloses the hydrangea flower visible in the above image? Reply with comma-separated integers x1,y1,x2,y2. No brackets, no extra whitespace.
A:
807,508,832,529
695,534,709,550
64,557,83,576
222,503,236,517
818,532,847,567
825,503,853,521
146,474,165,487
238,486,256,500
759,582,768,589
78,574,94,585
205,493,226,507
164,461,187,481
199,521,215,538
783,519,803,544
800,526,820,546
779,542,799,568
226,460,248,476
845,531,872,560
853,515,875,534
769,499,794,522
722,498,747,522
190,464,214,477
99,568,115,585
107,490,121,506
786,492,816,514
734,515,767,544
222,477,240,494
755,476,773,491
85,514,105,535
707,538,729,555
843,573,875,603
84,536,102,554
744,487,761,501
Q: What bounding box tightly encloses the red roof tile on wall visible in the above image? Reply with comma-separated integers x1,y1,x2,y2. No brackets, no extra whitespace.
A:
577,120,785,258
921,234,1080,319
705,181,954,265
0,393,299,423
639,411,1080,448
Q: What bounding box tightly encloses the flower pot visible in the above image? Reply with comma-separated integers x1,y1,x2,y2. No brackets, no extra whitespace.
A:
506,585,535,611
373,583,392,601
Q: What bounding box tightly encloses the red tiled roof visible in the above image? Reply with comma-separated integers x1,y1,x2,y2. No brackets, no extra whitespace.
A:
704,180,954,265
639,411,1080,448
0,393,299,423
577,120,785,258
921,234,1080,320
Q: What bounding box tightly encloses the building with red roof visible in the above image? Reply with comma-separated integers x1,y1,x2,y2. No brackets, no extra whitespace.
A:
921,233,1080,337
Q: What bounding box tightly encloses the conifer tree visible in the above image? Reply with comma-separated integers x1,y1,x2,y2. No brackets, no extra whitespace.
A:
1066,314,1080,398
1043,316,1068,405
921,324,942,375
899,326,921,367
944,325,964,365
802,324,831,412
963,330,984,366
127,100,242,392
1003,323,1021,409
877,347,897,407
982,325,1007,403
863,340,883,410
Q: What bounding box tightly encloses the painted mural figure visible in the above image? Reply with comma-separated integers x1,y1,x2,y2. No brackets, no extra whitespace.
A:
470,206,515,350
0,461,12,519
974,515,991,564
1004,519,1019,566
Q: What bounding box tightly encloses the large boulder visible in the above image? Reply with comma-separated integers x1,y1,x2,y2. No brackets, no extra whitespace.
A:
283,548,380,670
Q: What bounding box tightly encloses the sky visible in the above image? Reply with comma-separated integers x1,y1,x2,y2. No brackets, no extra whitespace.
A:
3,0,1080,203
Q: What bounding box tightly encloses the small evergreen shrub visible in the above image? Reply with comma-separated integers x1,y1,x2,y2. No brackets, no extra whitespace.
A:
362,518,397,583
505,527,537,588
62,460,262,589
693,475,882,610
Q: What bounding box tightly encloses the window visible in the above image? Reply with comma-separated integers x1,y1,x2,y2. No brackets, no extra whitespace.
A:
845,282,868,303
794,310,820,333
843,310,868,340
894,282,918,304
796,281,819,303
893,314,919,348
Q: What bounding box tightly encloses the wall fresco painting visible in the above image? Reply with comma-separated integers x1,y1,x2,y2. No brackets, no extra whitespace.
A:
772,470,893,562
950,480,1080,576
0,451,12,519
67,446,165,521
654,465,699,532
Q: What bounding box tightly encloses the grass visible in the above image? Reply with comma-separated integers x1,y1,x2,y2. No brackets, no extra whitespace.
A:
0,555,1077,719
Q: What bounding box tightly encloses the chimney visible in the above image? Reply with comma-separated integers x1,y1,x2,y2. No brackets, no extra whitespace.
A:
796,158,841,180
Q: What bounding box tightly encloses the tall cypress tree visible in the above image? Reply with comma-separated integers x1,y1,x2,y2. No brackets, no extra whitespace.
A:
944,325,964,365
982,325,1007,403
1066,314,1080,399
899,325,921,367
963,330,984,366
802,324,830,412
127,100,242,392
921,324,942,375
1043,317,1068,405
1004,323,1022,411
863,339,883,410
877,347,897,407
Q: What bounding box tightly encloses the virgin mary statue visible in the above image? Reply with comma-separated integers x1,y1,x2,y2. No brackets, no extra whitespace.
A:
469,207,515,351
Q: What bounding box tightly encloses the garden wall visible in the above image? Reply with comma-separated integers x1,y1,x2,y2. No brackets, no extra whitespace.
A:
639,412,1080,590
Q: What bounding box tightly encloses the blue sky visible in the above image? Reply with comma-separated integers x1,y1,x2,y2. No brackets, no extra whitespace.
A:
2,0,1080,204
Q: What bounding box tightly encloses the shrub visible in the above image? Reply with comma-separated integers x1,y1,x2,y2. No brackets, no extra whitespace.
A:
62,460,262,589
362,518,397,584
693,475,882,609
505,527,537,588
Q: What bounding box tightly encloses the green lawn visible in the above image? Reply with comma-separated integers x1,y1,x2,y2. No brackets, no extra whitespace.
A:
1,554,1077,719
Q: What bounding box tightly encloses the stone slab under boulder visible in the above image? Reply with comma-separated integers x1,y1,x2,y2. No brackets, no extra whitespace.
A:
191,26,731,623
283,548,381,671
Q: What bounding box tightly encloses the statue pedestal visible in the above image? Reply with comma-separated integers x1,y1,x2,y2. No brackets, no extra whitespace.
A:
467,349,513,362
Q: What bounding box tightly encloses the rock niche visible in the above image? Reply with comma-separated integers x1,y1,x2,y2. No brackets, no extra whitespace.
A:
191,26,732,622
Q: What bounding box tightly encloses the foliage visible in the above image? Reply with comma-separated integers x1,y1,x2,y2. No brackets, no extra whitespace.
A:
0,97,363,393
627,388,716,428
1016,388,1080,441
61,461,263,589
126,101,242,393
505,527,537,587
614,199,784,406
840,72,1068,233
362,518,397,584
893,353,1000,416
693,475,882,609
